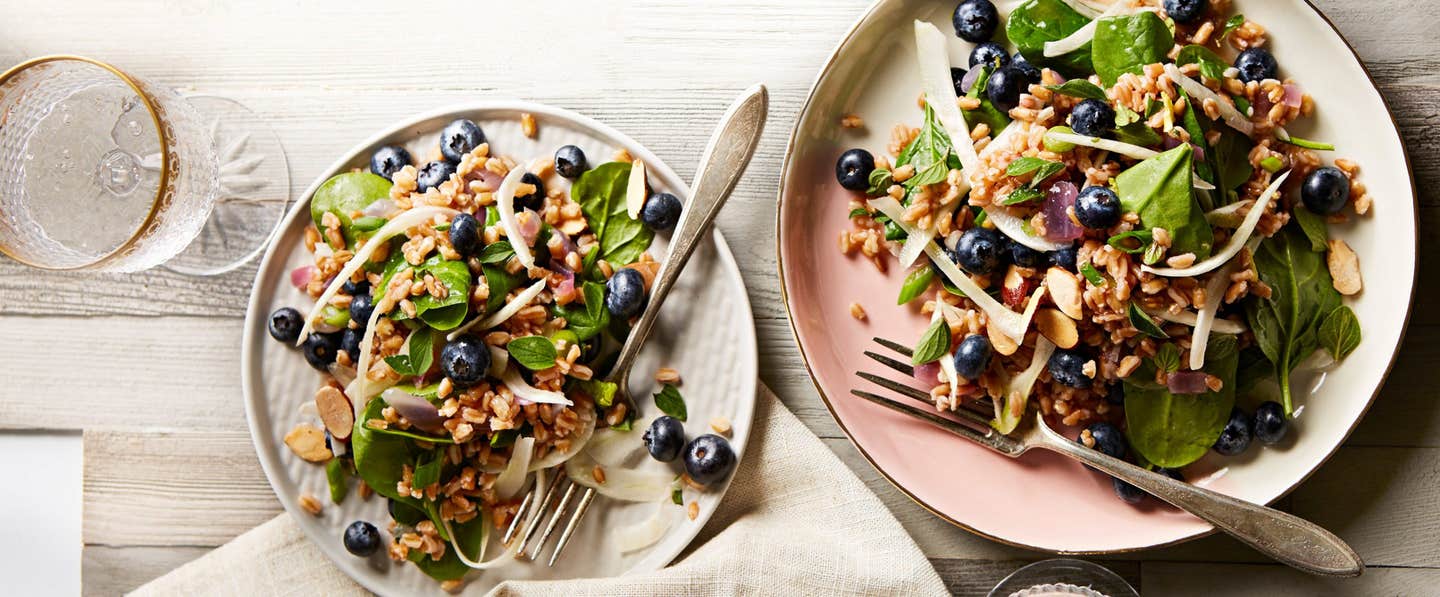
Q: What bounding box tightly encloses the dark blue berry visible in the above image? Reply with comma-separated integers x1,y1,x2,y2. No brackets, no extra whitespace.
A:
951,67,970,96
836,148,875,191
439,119,485,163
302,333,341,371
1235,48,1279,84
1253,401,1288,445
1213,407,1254,456
643,416,685,462
952,0,1000,42
349,293,375,326
1048,349,1093,389
1049,245,1079,272
1113,476,1145,504
369,145,412,181
514,173,546,211
343,521,381,557
440,335,490,388
416,160,456,193
605,268,646,319
953,334,993,379
1007,238,1046,268
1075,185,1122,229
341,278,369,297
1083,422,1127,459
1163,0,1209,23
1069,99,1115,138
986,66,1028,112
968,42,1010,70
554,145,588,179
1104,383,1125,405
268,307,303,344
953,227,1007,275
449,213,481,256
339,328,362,361
1011,52,1042,84
683,434,737,485
1300,166,1349,216
640,192,682,231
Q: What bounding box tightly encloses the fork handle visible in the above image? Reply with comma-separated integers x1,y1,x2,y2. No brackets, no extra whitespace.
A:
1037,426,1363,577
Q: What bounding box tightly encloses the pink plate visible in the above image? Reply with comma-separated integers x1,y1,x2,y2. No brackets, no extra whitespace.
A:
778,0,1416,552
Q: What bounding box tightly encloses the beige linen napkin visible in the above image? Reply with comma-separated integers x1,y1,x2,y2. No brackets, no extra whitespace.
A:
134,384,948,596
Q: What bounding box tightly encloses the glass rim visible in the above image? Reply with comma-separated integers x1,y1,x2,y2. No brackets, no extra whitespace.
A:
0,54,173,270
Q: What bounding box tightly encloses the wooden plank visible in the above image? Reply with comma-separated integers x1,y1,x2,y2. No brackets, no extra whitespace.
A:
929,558,1141,596
82,546,208,597
1140,562,1440,596
83,430,278,546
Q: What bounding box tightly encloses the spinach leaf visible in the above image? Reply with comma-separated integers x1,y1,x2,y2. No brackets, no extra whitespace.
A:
407,545,469,581
897,267,935,304
1176,45,1228,81
898,104,955,189
325,459,348,504
508,335,558,370
911,318,951,365
388,256,470,331
1045,80,1109,101
1091,12,1173,87
384,327,435,377
448,513,488,564
1124,334,1239,468
1210,127,1255,201
1292,206,1329,252
1114,120,1162,147
1114,144,1214,258
309,172,392,247
867,168,894,195
1235,345,1270,394
1244,223,1342,414
573,162,653,266
654,384,687,422
1220,14,1245,41
476,240,515,265
481,263,522,316
362,422,457,444
1318,306,1361,361
489,429,519,447
351,215,387,232
1007,0,1094,77
555,281,610,341
352,397,419,504
1176,89,1217,196
1128,302,1169,339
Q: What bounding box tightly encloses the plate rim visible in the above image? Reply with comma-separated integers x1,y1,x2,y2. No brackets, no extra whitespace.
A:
241,99,759,592
773,0,1419,554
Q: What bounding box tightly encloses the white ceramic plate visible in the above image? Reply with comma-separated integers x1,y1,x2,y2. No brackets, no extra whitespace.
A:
242,101,757,595
778,0,1416,552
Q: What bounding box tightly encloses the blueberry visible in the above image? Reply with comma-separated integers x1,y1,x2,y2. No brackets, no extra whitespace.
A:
1113,476,1145,504
1048,349,1094,389
440,335,491,388
369,145,412,181
951,67,970,97
343,521,381,557
1253,401,1288,445
268,307,303,344
439,118,485,163
1049,244,1079,272
1069,99,1115,138
340,328,363,361
642,416,686,462
968,42,1010,70
1011,52,1042,84
446,212,482,257
953,334,993,379
514,172,546,211
302,333,341,371
1213,407,1254,456
986,66,1028,112
1234,48,1278,84
952,0,1000,42
1082,422,1127,459
554,145,588,179
1163,0,1209,23
641,192,683,231
349,293,375,327
341,278,369,297
1007,238,1046,268
1075,185,1122,229
416,160,456,193
1300,166,1349,216
1103,383,1125,405
605,268,646,319
683,434,737,485
835,148,875,191
954,227,1007,275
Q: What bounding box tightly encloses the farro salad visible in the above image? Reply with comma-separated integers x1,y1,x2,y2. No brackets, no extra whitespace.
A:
265,117,735,587
838,0,1368,503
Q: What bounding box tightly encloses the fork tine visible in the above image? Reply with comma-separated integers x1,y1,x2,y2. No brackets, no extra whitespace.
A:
515,468,564,555
547,486,597,566
530,479,579,560
857,371,931,402
863,350,914,377
502,483,536,545
850,389,991,444
873,337,913,357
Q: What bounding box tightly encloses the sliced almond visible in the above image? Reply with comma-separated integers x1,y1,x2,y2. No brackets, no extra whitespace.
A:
1034,308,1079,348
1000,265,1031,308
1327,239,1362,295
987,319,1019,356
284,423,332,463
315,386,354,441
626,160,648,218
1046,267,1084,320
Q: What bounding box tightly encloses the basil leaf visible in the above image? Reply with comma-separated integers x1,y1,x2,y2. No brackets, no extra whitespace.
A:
1114,144,1214,259
1176,45,1228,81
1006,157,1053,177
654,384,687,422
1318,306,1361,361
1220,14,1245,41
489,429,519,448
408,328,434,375
1079,261,1106,286
1045,80,1109,101
1128,302,1169,339
481,263,522,316
910,318,951,365
867,168,894,195
999,186,1047,206
1107,229,1153,254
1007,0,1093,77
1124,334,1239,468
1091,12,1173,86
1154,343,1181,373
507,335,559,370
898,104,954,189
309,172,392,247
671,488,684,505
476,240,515,264
1292,206,1329,252
848,207,870,218
897,267,936,304
555,281,610,341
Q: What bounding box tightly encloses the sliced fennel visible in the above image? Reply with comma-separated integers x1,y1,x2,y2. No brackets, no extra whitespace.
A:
1056,0,1102,18
501,364,572,406
615,502,674,553
914,20,981,173
1145,307,1247,334
347,286,394,406
1205,201,1248,228
494,437,534,499
1042,131,1215,190
1163,63,1254,137
529,399,596,472
1143,171,1289,277
987,208,1068,251
1044,1,1134,57
1189,238,1260,370
994,336,1056,433
564,428,673,502
447,279,547,341
495,166,536,268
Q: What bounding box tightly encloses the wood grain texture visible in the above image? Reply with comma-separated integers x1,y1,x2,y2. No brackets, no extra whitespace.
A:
82,546,208,597
1140,562,1440,596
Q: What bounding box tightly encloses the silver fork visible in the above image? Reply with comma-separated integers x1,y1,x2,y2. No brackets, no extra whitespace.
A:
854,336,1364,577
506,83,769,566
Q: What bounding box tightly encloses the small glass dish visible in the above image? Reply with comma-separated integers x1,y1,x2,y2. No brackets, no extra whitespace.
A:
988,559,1139,597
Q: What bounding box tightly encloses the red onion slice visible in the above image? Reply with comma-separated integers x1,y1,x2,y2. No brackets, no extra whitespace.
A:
517,209,542,246
361,199,397,218
914,361,942,386
473,168,504,192
1282,83,1303,108
1166,371,1210,395
1041,181,1082,242
380,388,447,434
290,265,316,289
960,67,984,94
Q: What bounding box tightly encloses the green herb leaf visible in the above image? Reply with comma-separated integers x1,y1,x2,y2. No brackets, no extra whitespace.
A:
325,458,349,504
476,240,516,264
507,335,559,370
1107,229,1154,254
352,398,420,504
1006,157,1054,177
962,68,1013,138
1124,334,1239,468
1142,240,1167,265
1114,144,1213,258
1318,306,1361,361
898,104,955,189
1092,12,1173,86
897,267,936,304
1045,80,1109,101
363,420,458,444
1176,45,1228,81
999,186,1047,206
1079,261,1106,286
574,162,654,266
1220,14,1245,41
867,168,894,195
671,487,684,505
384,328,435,376
1210,127,1255,198
309,172,393,247
848,207,870,218
555,281,610,341
1128,302,1169,339
1292,206,1329,252
1006,0,1094,77
1176,89,1217,199
1114,121,1163,147
489,429,518,448
1282,135,1335,151
1154,343,1181,373
911,318,951,365
654,384,687,422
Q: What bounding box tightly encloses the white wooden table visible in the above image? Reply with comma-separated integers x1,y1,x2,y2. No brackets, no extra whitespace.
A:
2,1,1437,594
